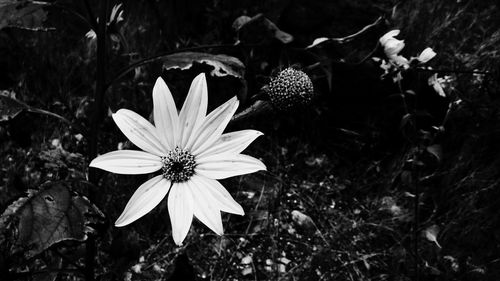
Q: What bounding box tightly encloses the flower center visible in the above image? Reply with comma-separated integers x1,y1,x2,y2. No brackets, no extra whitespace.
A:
160,147,196,183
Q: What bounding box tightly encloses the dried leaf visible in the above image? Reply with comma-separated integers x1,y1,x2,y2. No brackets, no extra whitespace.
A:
424,225,442,248
0,181,104,259
162,52,245,79
291,210,315,230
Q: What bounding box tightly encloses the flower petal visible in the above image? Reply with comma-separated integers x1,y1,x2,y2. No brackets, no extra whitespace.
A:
112,109,167,155
115,175,170,227
196,154,266,179
197,129,263,158
168,182,194,245
153,77,179,150
178,73,208,148
417,47,436,63
90,150,162,174
379,29,400,45
189,96,239,154
187,175,224,235
196,175,244,215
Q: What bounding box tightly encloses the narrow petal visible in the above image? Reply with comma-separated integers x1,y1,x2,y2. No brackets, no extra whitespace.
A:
178,73,208,148
189,96,239,154
197,130,263,158
187,175,224,235
112,109,167,155
168,182,194,245
90,150,162,174
196,175,244,215
196,154,266,180
153,77,179,150
115,175,170,227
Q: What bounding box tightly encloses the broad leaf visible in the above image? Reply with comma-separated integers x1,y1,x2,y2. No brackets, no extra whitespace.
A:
0,181,104,259
0,91,28,122
163,52,245,79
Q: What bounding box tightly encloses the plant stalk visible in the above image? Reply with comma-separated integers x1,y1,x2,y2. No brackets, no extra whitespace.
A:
86,0,108,280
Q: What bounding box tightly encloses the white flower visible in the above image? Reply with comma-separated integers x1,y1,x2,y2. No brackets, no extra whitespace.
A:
90,73,266,245
379,30,405,57
85,3,124,41
417,47,436,63
110,3,124,24
379,30,409,69
428,73,446,97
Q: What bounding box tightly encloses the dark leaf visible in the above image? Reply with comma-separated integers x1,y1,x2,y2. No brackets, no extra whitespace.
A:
0,181,104,259
163,52,245,79
426,144,442,161
237,14,293,44
0,1,48,31
0,91,29,122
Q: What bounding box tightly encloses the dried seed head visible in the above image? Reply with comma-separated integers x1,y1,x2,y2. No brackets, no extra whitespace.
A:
267,68,314,111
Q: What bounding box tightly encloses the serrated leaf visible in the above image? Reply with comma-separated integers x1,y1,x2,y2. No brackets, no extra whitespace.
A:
162,52,245,79
0,181,104,259
0,1,48,30
0,91,29,122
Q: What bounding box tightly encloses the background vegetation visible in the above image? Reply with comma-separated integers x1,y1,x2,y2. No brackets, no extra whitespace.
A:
1,0,500,280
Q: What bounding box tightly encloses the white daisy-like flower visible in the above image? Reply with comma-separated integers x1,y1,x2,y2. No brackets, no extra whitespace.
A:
90,73,266,245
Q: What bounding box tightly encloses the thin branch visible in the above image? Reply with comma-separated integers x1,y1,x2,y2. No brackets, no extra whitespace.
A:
331,16,384,44
27,107,88,136
416,67,489,75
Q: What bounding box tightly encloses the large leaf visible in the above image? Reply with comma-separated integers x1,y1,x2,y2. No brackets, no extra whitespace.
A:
0,91,29,122
0,181,104,259
236,14,293,44
162,52,245,79
0,0,48,30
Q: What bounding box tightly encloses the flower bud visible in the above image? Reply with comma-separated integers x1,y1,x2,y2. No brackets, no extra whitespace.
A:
267,68,314,111
417,47,436,63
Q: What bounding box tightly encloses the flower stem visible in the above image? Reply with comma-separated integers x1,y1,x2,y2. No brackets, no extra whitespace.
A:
86,1,108,281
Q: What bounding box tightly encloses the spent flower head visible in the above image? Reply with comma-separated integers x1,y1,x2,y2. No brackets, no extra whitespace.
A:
90,73,266,245
267,68,314,111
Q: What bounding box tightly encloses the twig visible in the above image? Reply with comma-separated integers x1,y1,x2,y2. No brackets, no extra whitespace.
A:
416,67,489,75
330,16,384,44
27,107,88,136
